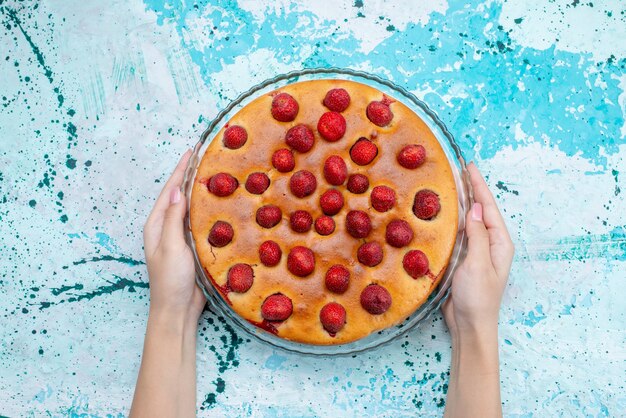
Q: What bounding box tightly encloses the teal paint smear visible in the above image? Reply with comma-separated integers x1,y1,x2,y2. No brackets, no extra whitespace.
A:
524,228,626,261
560,300,575,315
94,232,119,253
203,377,226,409
70,254,145,267
35,275,149,310
510,304,547,327
3,7,66,111
33,385,53,403
264,353,287,370
59,398,126,418
525,305,546,327
143,0,626,167
2,5,82,229
199,312,244,410
51,283,84,296
495,180,519,195
3,8,55,85
66,121,77,142
612,169,621,196
66,232,125,254
402,372,438,388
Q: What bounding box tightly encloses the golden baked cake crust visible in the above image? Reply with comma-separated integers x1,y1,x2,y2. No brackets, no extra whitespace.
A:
190,79,458,345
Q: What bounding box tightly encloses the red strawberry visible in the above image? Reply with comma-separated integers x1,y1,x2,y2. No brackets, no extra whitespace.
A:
256,205,282,228
357,242,383,267
345,210,372,238
272,148,295,173
347,174,369,194
403,250,429,279
223,125,248,149
319,189,344,216
360,284,392,314
259,240,282,267
350,138,378,165
325,265,350,294
227,263,254,293
413,189,441,220
287,246,315,277
271,93,299,122
289,170,317,198
317,111,346,141
208,173,238,197
290,210,313,233
319,302,347,335
366,101,393,127
261,294,293,321
385,219,414,248
323,88,351,112
323,155,347,185
371,185,396,212
208,221,233,247
397,144,426,169
245,172,270,194
315,216,336,236
285,124,315,153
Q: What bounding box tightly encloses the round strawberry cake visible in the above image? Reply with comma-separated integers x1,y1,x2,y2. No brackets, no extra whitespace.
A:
189,79,458,345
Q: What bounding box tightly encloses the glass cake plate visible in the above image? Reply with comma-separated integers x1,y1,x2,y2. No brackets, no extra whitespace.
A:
182,68,471,356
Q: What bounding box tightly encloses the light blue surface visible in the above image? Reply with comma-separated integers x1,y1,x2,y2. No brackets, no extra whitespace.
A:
1,0,624,416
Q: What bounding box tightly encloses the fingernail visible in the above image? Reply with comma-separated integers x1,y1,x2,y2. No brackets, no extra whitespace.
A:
170,187,181,204
471,202,483,222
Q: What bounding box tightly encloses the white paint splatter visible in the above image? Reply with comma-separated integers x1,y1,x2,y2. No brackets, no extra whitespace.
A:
499,0,626,61
612,73,626,139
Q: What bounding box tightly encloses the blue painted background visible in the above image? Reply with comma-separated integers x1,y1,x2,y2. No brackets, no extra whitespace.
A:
1,0,624,416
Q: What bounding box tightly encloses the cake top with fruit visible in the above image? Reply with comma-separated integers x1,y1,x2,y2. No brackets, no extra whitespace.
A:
189,79,458,345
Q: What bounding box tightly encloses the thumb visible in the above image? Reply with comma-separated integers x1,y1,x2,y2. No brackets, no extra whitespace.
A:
161,186,187,250
465,202,491,264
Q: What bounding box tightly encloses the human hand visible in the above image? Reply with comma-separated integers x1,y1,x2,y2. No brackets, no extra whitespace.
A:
143,150,206,326
442,162,515,341
132,150,204,417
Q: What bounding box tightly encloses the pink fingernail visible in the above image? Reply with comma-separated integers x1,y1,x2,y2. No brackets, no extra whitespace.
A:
170,187,181,204
471,202,483,221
